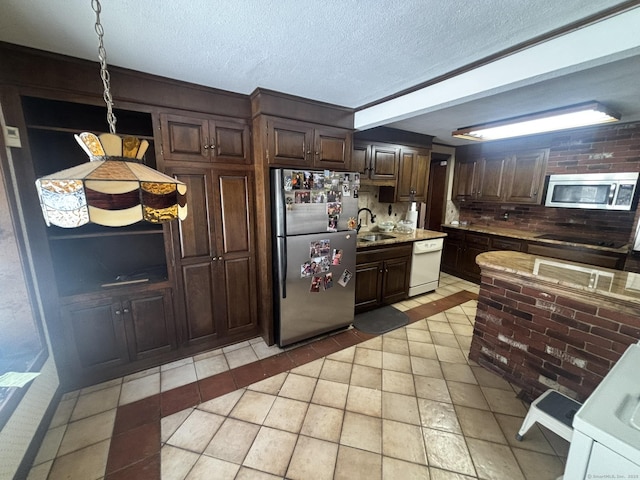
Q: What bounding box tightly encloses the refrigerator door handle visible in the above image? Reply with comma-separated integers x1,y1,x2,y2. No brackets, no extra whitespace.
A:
277,236,287,299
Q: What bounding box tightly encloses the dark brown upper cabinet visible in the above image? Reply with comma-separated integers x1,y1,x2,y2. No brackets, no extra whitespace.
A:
266,116,351,169
160,113,251,165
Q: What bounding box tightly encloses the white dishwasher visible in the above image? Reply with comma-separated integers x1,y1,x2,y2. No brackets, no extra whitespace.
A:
408,237,443,296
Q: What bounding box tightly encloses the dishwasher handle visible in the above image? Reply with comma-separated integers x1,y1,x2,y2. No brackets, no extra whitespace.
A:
413,239,444,254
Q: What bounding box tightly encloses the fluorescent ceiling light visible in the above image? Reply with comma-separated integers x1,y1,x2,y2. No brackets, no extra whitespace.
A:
452,101,620,141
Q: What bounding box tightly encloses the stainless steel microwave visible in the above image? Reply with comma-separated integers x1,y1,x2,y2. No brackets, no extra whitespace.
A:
545,172,639,210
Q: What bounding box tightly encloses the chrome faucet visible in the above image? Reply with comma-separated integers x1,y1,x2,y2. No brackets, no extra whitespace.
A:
357,208,376,233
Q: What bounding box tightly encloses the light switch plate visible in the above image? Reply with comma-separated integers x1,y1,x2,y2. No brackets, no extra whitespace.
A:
3,125,22,148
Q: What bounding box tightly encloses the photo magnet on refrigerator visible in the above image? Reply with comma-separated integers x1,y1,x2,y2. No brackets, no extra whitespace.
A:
338,269,353,287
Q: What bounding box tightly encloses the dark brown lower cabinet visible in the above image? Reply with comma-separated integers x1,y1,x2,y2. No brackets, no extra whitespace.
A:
355,244,412,313
59,288,176,386
167,166,259,351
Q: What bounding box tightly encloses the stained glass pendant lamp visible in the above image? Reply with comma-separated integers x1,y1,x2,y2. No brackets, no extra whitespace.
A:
35,0,187,228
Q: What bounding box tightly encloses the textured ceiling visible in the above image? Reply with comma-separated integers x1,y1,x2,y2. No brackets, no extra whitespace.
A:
1,0,638,145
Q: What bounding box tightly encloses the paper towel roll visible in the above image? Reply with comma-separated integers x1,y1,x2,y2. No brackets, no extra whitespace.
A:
406,210,418,229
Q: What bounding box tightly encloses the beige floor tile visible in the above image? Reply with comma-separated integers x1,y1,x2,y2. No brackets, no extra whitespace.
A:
429,467,476,480
247,371,288,395
393,302,410,312
225,345,259,369
450,323,474,336
57,409,116,457
222,340,250,353
335,445,382,480
428,320,454,334
340,411,382,454
423,428,476,477
386,328,408,340
198,389,244,416
47,440,110,480
442,363,477,384
481,386,528,416
346,385,382,417
360,336,382,350
70,385,121,421
382,391,421,425
457,335,473,353
447,382,490,410
319,358,353,383
411,357,444,379
286,435,338,480
311,379,349,409
431,332,460,348
382,419,427,464
26,460,52,480
161,363,197,392
186,455,240,479
383,457,430,480
455,405,506,443
229,390,277,424
33,425,66,466
471,367,513,391
161,408,193,443
406,328,433,343
119,372,160,406
161,444,200,480
512,447,565,480
427,312,448,322
167,409,225,453
415,376,452,403
350,364,382,389
494,413,555,454
290,358,324,377
382,351,412,373
193,348,223,362
327,345,356,363
263,397,308,433
235,467,282,480
354,346,382,368
540,425,571,457
382,337,410,355
466,438,525,480
242,426,298,476
435,345,468,364
161,357,193,371
48,398,77,429
418,399,462,434
278,373,317,401
251,341,284,360
446,312,473,325
382,370,416,395
300,403,344,442
194,354,229,380
79,378,122,395
409,341,438,359
204,417,260,463
406,319,429,330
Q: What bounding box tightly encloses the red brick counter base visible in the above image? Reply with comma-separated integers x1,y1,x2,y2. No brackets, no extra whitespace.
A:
469,251,640,403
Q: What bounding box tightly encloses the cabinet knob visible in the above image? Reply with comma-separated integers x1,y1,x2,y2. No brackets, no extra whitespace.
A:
123,308,130,313
212,257,217,261
115,310,121,315
379,269,383,273
203,144,209,149
218,256,223,260
315,151,319,155
533,191,538,196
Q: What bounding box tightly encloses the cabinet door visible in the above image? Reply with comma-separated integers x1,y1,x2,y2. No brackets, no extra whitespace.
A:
441,240,462,274
477,155,507,201
160,113,209,163
504,149,548,204
313,126,352,169
167,168,220,346
461,244,486,282
355,260,383,312
61,298,129,372
381,257,410,304
370,145,399,181
267,118,313,166
210,120,251,165
212,171,258,338
397,148,430,202
452,160,478,201
124,289,176,361
352,142,370,176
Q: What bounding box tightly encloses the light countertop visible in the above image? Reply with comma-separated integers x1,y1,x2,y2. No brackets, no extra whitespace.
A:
356,228,447,249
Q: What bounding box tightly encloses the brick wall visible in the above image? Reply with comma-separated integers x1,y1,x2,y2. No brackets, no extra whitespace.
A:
469,269,640,402
458,122,640,248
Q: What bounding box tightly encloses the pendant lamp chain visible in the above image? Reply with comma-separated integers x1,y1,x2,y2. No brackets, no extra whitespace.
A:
92,0,116,134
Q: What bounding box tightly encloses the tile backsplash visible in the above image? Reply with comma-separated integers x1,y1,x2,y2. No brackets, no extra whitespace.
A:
356,185,415,231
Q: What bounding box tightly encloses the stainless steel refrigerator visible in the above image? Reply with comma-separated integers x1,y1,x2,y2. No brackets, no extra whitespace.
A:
272,168,359,347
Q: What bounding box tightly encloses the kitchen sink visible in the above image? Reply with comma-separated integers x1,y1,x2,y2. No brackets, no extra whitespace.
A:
358,233,396,242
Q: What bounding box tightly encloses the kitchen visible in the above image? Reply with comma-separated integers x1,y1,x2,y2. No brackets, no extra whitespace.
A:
5,0,633,480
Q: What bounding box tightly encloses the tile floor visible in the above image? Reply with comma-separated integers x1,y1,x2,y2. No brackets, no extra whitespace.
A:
27,274,570,480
